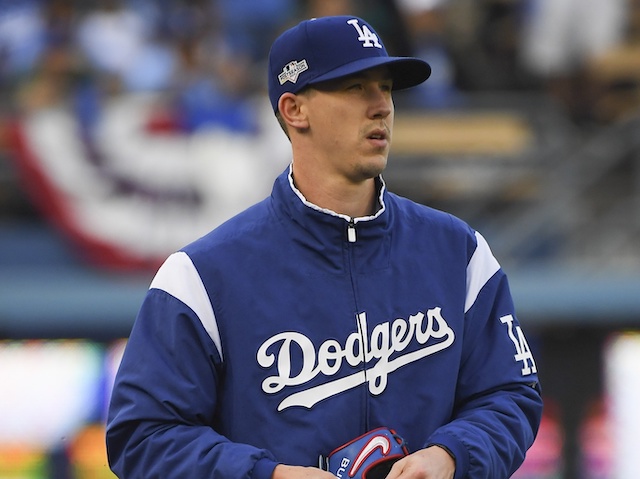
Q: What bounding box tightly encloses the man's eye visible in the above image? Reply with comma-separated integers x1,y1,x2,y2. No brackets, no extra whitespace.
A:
347,83,363,90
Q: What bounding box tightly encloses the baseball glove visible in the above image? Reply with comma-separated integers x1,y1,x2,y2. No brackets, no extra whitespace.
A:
321,427,409,479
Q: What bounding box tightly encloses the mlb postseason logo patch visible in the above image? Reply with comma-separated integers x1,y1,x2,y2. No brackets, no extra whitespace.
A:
278,60,309,85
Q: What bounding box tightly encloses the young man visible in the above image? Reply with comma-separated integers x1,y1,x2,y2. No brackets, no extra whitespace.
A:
107,16,543,479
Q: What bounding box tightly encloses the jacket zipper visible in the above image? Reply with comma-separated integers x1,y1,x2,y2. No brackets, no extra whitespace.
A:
345,217,370,431
347,218,357,243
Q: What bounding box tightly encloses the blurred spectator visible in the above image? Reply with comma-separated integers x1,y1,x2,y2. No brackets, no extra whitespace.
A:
7,0,88,115
0,0,44,84
444,0,532,92
216,0,297,61
43,0,78,47
582,0,640,122
304,0,356,18
395,0,461,108
75,0,176,93
519,0,629,124
164,0,260,133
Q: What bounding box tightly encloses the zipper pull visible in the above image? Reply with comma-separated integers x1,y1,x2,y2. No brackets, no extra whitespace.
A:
347,219,357,243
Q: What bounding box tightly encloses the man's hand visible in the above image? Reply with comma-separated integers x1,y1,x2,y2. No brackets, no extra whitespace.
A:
271,464,337,479
385,445,455,479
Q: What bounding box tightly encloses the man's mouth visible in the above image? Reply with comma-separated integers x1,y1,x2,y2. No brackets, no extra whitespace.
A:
367,129,388,141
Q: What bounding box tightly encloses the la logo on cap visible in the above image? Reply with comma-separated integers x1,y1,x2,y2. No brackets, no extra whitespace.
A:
347,18,382,48
278,60,309,85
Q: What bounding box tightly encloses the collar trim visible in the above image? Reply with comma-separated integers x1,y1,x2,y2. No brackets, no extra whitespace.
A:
286,164,386,223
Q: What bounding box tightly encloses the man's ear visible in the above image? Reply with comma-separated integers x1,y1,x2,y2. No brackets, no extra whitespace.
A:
278,92,310,132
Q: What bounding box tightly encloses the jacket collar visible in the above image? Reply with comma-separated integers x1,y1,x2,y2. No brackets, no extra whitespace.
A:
271,165,392,272
280,164,387,225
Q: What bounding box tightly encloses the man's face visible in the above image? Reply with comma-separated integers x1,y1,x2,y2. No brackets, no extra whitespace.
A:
301,66,394,184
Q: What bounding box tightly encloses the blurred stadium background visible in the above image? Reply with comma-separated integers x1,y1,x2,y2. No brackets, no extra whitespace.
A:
1,0,639,478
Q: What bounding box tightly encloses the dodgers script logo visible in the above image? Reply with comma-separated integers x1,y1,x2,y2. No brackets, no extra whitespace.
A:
257,307,455,410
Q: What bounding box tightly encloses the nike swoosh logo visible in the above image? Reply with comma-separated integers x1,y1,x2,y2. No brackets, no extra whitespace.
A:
349,435,391,477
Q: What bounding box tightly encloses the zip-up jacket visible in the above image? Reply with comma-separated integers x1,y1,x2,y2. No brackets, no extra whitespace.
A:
107,166,543,479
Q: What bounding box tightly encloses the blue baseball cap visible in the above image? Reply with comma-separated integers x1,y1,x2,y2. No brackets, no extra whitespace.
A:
268,15,431,112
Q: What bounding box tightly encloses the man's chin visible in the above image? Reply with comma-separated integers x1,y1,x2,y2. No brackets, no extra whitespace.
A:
354,159,387,181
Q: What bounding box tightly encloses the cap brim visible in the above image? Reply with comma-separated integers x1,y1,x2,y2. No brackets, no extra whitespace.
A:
308,56,431,91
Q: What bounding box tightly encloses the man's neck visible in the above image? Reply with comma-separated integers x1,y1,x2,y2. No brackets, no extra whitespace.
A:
291,166,379,218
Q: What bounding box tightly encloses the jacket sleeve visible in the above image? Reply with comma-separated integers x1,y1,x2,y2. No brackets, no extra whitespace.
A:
426,232,543,478
106,261,279,479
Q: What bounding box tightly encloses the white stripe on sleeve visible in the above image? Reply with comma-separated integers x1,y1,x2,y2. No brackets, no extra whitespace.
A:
150,251,223,360
465,231,501,313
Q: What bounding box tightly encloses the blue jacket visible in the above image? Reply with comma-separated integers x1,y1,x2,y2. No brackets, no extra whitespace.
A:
107,167,542,479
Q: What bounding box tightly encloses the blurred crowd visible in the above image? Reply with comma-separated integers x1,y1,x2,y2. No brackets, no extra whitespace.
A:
0,0,639,132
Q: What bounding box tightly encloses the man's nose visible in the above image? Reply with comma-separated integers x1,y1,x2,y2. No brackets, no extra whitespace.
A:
368,88,392,119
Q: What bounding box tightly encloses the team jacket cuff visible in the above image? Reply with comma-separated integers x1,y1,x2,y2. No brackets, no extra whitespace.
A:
252,457,280,479
426,432,469,479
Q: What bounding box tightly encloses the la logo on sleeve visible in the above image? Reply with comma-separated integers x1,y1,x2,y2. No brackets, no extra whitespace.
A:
500,314,537,375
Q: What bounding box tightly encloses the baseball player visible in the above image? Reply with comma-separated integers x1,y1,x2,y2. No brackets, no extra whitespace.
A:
107,15,542,479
